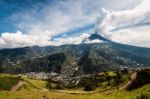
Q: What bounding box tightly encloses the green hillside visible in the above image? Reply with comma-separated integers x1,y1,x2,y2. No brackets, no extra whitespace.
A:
0,71,150,99
1,42,150,75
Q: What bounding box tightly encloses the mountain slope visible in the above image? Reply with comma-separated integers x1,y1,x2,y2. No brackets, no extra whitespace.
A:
0,34,150,75
86,33,111,42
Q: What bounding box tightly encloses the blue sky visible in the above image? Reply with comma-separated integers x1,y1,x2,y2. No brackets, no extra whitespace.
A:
0,0,52,33
0,0,150,48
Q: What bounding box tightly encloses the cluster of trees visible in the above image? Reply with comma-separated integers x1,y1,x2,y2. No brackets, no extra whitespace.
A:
46,70,127,91
46,79,64,89
79,70,123,91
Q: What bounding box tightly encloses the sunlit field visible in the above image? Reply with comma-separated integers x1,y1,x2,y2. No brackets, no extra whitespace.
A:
0,74,150,99
0,85,150,99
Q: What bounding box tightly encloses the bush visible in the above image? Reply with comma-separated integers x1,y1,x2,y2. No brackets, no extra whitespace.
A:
0,75,21,90
84,84,96,91
83,75,98,91
108,79,117,87
47,82,57,89
136,93,149,99
55,84,64,89
121,68,128,74
47,81,64,89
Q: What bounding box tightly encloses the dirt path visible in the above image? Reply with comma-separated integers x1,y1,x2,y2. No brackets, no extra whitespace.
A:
11,80,26,92
51,87,119,95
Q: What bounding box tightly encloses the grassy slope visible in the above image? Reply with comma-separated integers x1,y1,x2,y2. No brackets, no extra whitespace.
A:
22,76,48,90
0,74,48,91
0,84,149,99
0,74,21,90
0,74,150,99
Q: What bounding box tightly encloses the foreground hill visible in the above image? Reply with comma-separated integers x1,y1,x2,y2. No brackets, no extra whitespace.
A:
0,84,150,99
0,34,150,75
0,70,150,99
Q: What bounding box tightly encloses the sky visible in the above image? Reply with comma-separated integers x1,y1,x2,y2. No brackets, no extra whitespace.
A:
0,0,149,48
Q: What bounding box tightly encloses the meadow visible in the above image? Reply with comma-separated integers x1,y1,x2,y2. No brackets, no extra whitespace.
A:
0,74,150,99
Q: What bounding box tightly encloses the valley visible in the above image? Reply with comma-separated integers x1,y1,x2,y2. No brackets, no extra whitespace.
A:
0,0,150,98
1,34,150,75
0,34,150,99
0,68,150,99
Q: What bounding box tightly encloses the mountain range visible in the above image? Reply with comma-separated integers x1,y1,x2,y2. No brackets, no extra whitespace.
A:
0,33,150,75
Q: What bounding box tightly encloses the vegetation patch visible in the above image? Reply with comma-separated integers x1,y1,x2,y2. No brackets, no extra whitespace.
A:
0,74,21,90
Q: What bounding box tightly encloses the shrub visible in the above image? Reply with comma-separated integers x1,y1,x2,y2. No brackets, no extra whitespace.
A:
47,81,64,89
83,75,98,91
108,79,117,87
136,93,149,99
55,84,64,89
84,83,96,91
0,75,21,90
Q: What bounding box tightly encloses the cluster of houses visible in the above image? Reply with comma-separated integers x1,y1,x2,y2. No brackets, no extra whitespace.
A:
25,71,94,87
25,72,60,80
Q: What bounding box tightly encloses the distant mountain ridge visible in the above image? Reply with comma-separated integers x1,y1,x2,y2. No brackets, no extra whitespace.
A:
0,33,150,75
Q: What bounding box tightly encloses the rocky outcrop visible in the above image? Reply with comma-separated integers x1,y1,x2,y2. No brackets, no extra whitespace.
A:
123,69,150,91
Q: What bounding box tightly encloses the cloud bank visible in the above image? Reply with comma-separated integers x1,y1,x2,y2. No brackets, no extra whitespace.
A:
0,31,91,48
0,0,96,48
96,0,150,47
0,31,51,48
0,0,149,48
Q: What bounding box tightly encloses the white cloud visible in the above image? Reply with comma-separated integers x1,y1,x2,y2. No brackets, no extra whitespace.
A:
0,31,90,48
53,33,90,45
96,0,150,47
12,0,141,37
0,31,53,48
110,26,150,47
0,0,98,48
13,0,99,37
0,0,148,48
84,39,103,44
